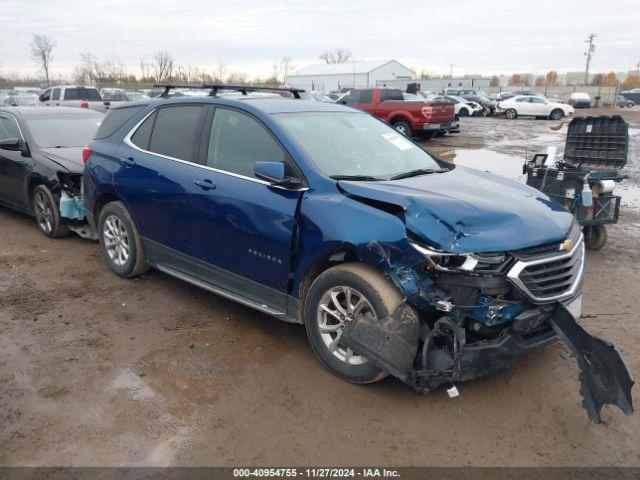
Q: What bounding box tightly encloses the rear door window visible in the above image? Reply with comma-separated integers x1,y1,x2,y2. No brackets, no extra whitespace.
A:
64,88,102,100
148,105,204,161
380,89,404,101
206,107,285,179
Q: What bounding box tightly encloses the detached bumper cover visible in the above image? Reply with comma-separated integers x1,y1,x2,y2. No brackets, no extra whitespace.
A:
340,303,634,423
550,305,634,422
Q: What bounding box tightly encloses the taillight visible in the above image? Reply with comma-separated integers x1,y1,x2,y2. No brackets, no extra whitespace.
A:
421,106,433,118
82,147,92,166
80,102,89,109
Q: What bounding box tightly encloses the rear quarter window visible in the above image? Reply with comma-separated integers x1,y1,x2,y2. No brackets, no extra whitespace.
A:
94,105,146,139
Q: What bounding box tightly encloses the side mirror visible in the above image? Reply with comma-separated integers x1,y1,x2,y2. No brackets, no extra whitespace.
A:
255,161,302,188
0,138,21,152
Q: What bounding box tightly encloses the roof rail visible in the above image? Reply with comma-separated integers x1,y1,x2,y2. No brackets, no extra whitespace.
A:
154,84,306,99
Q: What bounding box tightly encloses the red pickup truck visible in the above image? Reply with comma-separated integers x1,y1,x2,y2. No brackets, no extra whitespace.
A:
338,88,458,138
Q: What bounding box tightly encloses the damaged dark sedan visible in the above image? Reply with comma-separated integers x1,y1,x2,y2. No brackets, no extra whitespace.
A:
83,92,633,422
0,107,102,237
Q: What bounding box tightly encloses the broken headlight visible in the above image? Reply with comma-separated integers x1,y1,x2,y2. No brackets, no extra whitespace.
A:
410,241,478,272
410,241,507,273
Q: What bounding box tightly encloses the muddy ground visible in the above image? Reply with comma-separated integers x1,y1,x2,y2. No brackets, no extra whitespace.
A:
1,108,639,467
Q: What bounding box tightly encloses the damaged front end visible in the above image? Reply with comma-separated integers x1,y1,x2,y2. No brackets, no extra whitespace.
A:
54,172,95,239
341,224,634,423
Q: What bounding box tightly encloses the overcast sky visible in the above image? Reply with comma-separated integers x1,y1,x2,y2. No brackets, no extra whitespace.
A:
2,0,639,79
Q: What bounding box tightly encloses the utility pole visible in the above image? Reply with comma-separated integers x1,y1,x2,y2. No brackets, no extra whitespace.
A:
449,64,454,79
636,61,640,75
584,33,596,85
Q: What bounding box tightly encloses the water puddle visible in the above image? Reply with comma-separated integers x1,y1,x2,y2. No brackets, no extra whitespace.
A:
129,318,298,417
429,147,640,211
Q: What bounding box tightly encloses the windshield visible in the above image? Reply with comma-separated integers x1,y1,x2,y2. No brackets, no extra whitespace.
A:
275,112,443,180
25,114,103,148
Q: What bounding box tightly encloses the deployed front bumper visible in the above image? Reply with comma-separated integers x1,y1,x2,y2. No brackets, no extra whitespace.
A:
340,300,633,423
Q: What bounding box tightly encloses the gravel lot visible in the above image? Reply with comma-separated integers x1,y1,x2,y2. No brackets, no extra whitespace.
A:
1,108,639,467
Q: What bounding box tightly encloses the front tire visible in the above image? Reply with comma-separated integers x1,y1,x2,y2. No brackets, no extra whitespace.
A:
304,263,403,384
98,201,149,278
32,185,70,238
549,109,564,120
584,225,607,250
505,108,517,119
392,120,412,137
459,107,469,117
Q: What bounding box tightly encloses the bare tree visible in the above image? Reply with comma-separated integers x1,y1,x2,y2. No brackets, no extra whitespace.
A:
139,57,151,81
153,51,174,83
318,48,353,64
102,57,126,83
30,34,56,85
214,61,228,83
227,71,248,84
279,56,296,83
77,53,97,84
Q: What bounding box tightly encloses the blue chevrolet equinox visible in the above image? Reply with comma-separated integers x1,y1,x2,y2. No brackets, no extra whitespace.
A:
83,87,633,421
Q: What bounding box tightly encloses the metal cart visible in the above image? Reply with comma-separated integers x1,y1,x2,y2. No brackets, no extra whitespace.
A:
525,116,629,250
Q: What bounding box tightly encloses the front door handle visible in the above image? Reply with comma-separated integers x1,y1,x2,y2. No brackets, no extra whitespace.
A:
193,178,216,190
121,157,136,167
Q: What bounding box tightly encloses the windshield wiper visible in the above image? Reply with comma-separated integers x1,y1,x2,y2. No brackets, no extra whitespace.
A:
330,175,383,181
389,168,448,180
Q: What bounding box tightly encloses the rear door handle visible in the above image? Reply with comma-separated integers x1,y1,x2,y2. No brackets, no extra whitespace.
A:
121,157,136,167
193,178,216,190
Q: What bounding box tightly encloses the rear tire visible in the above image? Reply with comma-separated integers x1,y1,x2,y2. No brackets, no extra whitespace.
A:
98,201,149,278
392,120,412,137
505,108,517,119
584,225,607,250
304,263,404,384
32,185,70,238
459,107,469,117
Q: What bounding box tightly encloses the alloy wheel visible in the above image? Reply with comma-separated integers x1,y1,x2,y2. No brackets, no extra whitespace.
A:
103,215,130,266
34,190,53,234
316,286,376,365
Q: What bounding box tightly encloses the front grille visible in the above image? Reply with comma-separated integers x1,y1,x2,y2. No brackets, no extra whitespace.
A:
507,235,585,303
510,221,582,261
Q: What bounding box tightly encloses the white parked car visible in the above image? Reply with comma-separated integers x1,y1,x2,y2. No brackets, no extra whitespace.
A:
444,95,484,116
568,92,592,108
497,95,574,120
422,94,483,117
38,85,110,112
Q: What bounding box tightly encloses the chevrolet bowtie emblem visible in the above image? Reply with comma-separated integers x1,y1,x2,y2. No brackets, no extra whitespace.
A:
559,239,574,251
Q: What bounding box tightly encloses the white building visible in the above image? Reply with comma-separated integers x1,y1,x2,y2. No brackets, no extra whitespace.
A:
286,60,416,92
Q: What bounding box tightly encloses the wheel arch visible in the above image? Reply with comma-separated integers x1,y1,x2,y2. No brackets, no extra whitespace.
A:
388,113,413,126
295,244,363,321
94,192,122,220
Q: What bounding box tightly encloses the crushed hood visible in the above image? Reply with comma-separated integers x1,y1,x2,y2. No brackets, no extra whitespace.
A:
338,165,573,253
40,147,84,174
